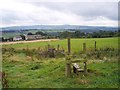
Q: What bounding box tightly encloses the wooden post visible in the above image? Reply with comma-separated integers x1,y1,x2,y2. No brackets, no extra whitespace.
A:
57,44,60,51
84,62,87,74
73,66,77,73
27,45,28,51
66,62,71,77
48,44,50,49
83,43,86,53
94,41,96,51
26,45,29,56
2,72,9,88
65,38,71,77
68,38,71,55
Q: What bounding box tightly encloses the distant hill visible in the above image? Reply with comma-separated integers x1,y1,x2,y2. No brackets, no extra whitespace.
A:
1,25,117,33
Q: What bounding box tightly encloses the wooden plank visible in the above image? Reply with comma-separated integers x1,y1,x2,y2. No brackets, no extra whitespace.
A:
71,60,87,63
72,63,80,69
72,63,79,74
72,63,84,73
72,62,87,74
77,69,84,72
71,60,81,63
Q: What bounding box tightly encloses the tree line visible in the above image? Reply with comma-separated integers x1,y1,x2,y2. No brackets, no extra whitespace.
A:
0,30,119,42
58,30,119,38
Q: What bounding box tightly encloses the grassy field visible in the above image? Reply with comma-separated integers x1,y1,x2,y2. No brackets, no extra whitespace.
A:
3,37,118,53
2,30,37,38
2,37,119,88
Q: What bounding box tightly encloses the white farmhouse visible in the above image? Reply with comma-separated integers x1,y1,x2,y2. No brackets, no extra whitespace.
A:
13,36,22,41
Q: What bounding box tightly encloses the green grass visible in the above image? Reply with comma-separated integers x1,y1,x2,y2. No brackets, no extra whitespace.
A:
2,37,119,88
3,53,118,88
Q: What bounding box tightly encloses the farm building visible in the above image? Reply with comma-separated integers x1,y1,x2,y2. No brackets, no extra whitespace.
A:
25,35,45,40
13,36,22,41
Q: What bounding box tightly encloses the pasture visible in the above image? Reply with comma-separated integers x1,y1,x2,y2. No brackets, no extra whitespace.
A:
3,37,118,52
2,37,119,88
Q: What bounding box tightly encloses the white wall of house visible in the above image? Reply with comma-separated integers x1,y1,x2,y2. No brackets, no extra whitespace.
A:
13,36,22,41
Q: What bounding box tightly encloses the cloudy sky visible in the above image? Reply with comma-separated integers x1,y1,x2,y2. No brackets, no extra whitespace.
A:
0,0,119,27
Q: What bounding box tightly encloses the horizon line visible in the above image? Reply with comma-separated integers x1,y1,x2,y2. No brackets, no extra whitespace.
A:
0,24,118,28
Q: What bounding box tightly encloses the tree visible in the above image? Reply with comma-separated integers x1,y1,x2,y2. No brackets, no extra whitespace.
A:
35,31,47,36
27,32,33,35
74,31,81,38
2,37,4,42
92,32,100,38
20,35,26,40
59,31,71,38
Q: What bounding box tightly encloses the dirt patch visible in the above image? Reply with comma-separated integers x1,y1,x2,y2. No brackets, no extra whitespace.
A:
0,39,59,45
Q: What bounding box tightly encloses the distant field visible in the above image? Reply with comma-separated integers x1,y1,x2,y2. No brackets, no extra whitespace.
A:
2,29,63,38
3,37,118,53
2,30,37,38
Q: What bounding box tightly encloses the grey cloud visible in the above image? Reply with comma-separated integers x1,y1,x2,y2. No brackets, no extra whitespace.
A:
1,9,33,25
0,1,118,27
1,11,23,24
32,2,118,20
